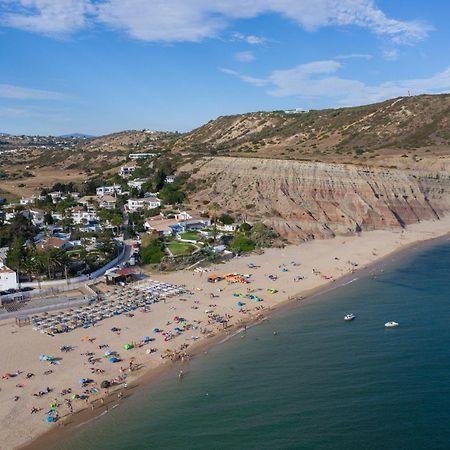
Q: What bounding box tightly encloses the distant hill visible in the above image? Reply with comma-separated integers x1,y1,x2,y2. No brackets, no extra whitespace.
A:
173,93,450,167
59,133,95,139
0,132,10,136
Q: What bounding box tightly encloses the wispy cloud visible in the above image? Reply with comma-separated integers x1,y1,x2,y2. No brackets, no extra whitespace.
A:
0,0,432,44
221,61,450,106
335,53,373,60
234,51,255,62
0,0,93,35
232,32,267,45
0,83,66,100
382,48,399,61
220,68,268,87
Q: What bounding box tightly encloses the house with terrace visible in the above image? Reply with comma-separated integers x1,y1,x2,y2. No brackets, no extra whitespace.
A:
128,178,148,191
96,185,122,196
71,206,99,225
98,195,116,209
127,196,161,212
145,211,211,236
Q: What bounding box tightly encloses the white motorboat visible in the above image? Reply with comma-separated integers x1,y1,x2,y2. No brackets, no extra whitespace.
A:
384,321,399,328
344,313,356,321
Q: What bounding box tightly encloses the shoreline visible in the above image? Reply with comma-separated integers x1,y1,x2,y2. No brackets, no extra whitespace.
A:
19,226,450,450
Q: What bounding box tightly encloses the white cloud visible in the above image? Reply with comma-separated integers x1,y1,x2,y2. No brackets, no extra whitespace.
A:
0,83,65,100
335,53,373,60
234,51,255,62
382,48,399,61
232,32,267,45
1,0,93,34
0,0,431,43
220,68,268,87
222,61,450,106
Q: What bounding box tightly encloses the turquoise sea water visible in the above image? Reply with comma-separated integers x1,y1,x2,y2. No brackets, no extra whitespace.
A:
48,239,450,450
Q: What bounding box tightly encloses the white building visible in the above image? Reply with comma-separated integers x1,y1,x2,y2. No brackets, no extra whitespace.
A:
128,178,148,191
96,185,122,196
20,196,35,206
127,197,161,212
119,165,137,178
0,263,18,292
48,191,63,203
217,223,239,232
165,175,175,184
284,108,309,114
29,209,46,227
71,206,99,224
128,153,159,160
98,195,116,209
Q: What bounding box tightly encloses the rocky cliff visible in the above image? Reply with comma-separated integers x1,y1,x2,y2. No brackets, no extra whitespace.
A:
188,157,450,241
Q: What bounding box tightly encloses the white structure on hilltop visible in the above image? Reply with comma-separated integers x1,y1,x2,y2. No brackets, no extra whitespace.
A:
283,108,309,114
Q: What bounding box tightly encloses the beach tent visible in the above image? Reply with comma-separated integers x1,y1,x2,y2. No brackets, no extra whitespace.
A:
124,343,133,350
101,380,111,389
236,301,245,307
109,357,119,363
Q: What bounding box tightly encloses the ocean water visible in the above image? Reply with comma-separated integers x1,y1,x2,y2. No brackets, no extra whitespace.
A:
48,239,450,450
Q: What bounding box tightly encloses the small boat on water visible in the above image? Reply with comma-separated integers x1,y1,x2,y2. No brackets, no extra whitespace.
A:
384,321,399,328
344,313,356,321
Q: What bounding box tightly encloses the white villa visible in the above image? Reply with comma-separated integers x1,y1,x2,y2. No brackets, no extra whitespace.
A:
71,206,99,224
96,185,122,196
98,195,116,209
119,165,137,178
29,209,46,227
128,178,148,191
127,197,161,212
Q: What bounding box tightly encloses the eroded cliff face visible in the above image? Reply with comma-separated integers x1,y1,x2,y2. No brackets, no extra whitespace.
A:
189,157,450,241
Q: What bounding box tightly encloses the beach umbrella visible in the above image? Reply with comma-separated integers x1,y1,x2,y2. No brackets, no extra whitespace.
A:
124,343,133,350
236,301,245,307
109,357,118,363
100,380,111,389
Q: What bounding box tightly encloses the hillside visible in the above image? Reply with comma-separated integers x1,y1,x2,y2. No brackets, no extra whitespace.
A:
174,94,450,170
187,157,450,241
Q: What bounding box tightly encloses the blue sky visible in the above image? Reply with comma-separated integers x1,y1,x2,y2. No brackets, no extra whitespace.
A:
1,0,449,135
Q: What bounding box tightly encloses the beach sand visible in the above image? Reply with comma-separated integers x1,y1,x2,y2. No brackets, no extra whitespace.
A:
1,216,449,450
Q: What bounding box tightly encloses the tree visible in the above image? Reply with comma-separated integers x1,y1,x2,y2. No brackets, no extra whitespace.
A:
140,234,165,264
240,222,252,234
230,235,256,254
44,212,54,225
159,185,185,204
6,237,26,272
219,213,234,225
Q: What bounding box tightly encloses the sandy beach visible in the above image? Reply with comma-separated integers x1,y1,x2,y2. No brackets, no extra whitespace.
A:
1,216,449,450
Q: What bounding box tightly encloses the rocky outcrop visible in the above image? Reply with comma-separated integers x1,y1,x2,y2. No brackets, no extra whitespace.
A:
189,157,450,241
